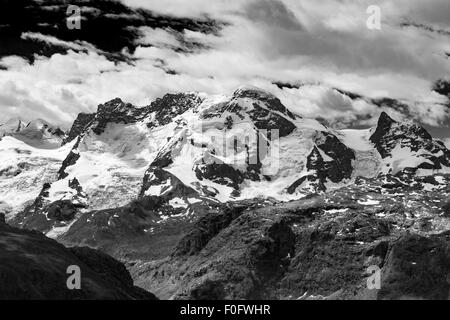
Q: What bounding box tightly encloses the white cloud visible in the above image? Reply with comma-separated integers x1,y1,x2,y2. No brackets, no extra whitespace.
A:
0,0,449,133
442,138,450,149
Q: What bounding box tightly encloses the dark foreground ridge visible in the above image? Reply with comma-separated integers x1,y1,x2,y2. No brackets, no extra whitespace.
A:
0,216,157,300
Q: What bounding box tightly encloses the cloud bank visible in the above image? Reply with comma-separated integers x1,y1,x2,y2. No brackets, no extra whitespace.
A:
0,0,449,136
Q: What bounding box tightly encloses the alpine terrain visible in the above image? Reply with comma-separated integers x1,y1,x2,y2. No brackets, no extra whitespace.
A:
1,86,449,300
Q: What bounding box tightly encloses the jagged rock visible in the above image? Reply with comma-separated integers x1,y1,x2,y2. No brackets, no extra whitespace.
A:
233,86,298,121
147,93,203,128
288,132,355,194
132,204,298,299
248,103,297,137
58,137,81,179
141,167,199,203
195,162,245,190
314,132,355,182
370,112,398,157
172,203,249,257
131,177,450,300
46,200,83,222
91,98,152,135
370,112,450,171
63,112,95,144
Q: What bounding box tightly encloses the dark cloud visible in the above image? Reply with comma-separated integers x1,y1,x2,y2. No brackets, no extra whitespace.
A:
243,0,303,31
0,0,224,64
273,81,304,90
323,86,450,132
401,22,450,37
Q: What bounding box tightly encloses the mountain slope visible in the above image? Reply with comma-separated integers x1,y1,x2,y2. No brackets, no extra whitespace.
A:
131,180,450,300
0,136,74,220
3,86,450,244
0,218,157,300
13,119,65,149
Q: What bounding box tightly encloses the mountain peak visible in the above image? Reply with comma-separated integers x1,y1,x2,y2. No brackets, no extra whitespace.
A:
369,110,448,168
370,112,397,147
0,117,26,136
232,85,276,100
378,111,397,126
1,117,23,125
97,98,129,113
26,118,53,129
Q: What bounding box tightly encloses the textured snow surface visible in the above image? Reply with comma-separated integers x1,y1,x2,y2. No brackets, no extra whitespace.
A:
382,144,434,175
55,122,160,210
337,129,374,151
0,136,74,220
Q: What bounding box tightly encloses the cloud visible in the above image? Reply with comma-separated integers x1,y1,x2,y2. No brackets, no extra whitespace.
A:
0,0,449,136
21,32,95,52
122,0,244,18
444,138,450,148
243,0,303,31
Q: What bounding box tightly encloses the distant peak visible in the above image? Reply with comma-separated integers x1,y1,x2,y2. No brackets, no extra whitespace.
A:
378,111,396,126
0,117,26,135
102,97,125,107
233,85,276,100
97,98,133,114
26,118,53,128
2,117,23,124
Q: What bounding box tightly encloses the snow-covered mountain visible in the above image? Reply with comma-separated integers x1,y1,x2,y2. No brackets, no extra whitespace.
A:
0,117,26,137
0,118,65,148
1,86,449,239
0,136,72,220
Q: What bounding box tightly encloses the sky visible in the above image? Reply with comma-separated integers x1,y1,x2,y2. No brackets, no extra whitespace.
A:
0,0,449,138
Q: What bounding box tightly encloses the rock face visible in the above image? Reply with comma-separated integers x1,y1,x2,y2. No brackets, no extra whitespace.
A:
132,204,296,300
379,233,450,300
0,220,157,300
63,113,95,145
370,112,450,172
288,132,355,193
131,175,450,300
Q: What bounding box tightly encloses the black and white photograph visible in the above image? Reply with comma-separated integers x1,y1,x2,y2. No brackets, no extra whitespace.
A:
0,0,449,307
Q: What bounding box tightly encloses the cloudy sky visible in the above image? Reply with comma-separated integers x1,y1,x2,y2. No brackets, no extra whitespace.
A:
0,0,449,140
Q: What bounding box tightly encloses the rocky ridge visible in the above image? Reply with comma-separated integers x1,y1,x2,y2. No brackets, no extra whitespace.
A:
0,218,157,300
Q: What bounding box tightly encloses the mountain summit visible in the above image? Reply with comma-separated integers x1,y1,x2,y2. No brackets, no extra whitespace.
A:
0,118,65,148
0,117,26,136
0,87,447,239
